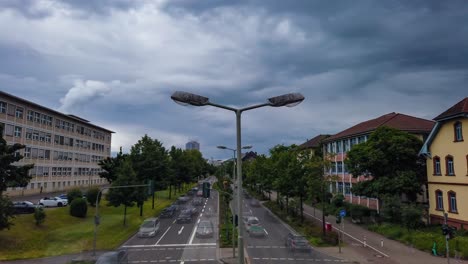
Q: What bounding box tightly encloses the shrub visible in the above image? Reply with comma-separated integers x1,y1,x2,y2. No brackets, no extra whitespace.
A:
331,194,345,208
380,195,402,224
401,204,424,230
86,186,101,207
70,198,88,218
34,207,46,226
349,204,370,223
67,188,83,204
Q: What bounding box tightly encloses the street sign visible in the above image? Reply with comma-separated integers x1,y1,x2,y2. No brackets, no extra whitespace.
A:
339,209,346,217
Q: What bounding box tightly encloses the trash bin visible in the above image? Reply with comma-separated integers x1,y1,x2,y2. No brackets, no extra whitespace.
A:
325,222,332,232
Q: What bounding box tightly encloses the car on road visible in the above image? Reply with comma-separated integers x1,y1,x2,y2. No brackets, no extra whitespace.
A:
249,199,260,207
12,201,36,214
176,209,193,224
248,225,267,237
39,197,68,207
195,220,214,238
177,196,190,204
192,197,203,206
244,216,260,230
196,190,203,197
160,205,177,218
138,218,160,238
184,206,198,216
96,250,128,264
285,233,312,253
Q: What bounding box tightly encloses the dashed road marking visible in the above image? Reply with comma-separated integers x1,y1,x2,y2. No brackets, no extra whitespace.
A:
155,226,172,245
250,258,350,262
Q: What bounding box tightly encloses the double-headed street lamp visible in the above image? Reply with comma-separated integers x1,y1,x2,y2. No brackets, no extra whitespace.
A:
217,145,252,181
171,91,304,264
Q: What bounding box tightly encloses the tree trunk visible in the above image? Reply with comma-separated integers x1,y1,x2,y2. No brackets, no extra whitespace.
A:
152,192,155,209
300,193,304,223
140,203,143,216
123,205,127,226
286,195,289,214
169,185,172,199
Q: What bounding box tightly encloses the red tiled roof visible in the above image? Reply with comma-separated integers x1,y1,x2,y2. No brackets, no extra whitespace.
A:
434,97,468,121
299,134,330,149
324,112,434,142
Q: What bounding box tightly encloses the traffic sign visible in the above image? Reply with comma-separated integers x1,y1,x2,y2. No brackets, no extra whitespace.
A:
339,209,346,217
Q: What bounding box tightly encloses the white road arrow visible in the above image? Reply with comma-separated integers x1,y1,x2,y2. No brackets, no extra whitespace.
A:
178,226,184,235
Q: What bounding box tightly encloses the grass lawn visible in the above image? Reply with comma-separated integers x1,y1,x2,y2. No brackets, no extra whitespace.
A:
0,186,193,261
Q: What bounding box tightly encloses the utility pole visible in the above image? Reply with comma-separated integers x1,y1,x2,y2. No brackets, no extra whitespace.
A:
444,213,450,264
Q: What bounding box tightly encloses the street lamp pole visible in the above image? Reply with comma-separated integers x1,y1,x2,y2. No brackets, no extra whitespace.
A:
172,91,304,264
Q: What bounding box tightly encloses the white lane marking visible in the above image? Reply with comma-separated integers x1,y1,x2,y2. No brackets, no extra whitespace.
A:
187,221,198,245
177,226,184,235
264,228,269,235
155,226,172,245
197,218,201,224
172,220,176,224
304,211,390,258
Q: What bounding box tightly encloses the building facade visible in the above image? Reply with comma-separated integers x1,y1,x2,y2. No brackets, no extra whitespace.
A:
0,91,113,196
185,140,200,151
322,112,434,211
420,97,468,229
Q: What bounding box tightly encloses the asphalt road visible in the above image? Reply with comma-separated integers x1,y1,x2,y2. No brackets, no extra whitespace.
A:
121,184,219,264
242,195,353,264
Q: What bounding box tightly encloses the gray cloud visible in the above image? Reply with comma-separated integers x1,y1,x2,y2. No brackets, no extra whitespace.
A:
0,1,467,159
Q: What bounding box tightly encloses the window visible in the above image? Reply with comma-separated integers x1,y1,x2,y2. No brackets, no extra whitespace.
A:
454,122,463,142
445,156,455,176
336,141,342,153
14,126,22,138
26,129,32,139
15,107,24,119
344,183,351,195
34,112,40,123
337,182,343,193
5,124,14,136
7,104,15,116
433,156,441,175
436,190,443,210
0,102,6,113
24,147,31,158
337,161,343,173
27,110,34,121
448,191,457,213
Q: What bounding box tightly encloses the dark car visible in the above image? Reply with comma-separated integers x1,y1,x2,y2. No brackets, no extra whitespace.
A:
285,233,312,253
196,220,214,238
192,197,203,206
12,201,36,214
96,250,128,264
160,205,177,218
184,206,198,216
176,209,193,224
249,199,260,207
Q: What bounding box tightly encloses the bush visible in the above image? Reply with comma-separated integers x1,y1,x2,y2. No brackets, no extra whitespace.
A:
380,195,402,224
67,188,83,204
86,186,101,207
401,204,424,230
34,207,46,226
331,194,345,208
70,198,88,218
349,204,370,223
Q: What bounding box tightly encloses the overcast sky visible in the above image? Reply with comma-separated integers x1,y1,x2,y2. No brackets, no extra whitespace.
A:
1,0,467,160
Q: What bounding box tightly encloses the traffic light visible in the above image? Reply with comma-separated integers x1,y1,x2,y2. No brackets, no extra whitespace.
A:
235,214,238,226
203,182,211,198
442,224,449,236
336,214,341,224
449,227,456,240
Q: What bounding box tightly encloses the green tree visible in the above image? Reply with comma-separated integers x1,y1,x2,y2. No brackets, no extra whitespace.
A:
401,204,424,231
34,207,46,226
70,198,88,218
98,147,127,183
67,188,83,204
0,133,34,230
346,126,425,202
86,186,101,207
106,158,138,226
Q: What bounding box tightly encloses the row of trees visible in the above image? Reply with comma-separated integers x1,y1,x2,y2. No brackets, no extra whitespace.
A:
98,135,215,225
241,126,426,226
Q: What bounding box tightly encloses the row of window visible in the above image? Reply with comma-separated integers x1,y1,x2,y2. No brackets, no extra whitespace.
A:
21,178,106,191
435,190,458,213
0,100,110,142
326,136,368,154
23,147,105,163
337,182,352,194
330,161,348,173
433,155,468,176
28,166,103,176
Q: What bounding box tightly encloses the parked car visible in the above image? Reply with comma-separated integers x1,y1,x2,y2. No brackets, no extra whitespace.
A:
160,205,177,218
96,250,128,264
12,201,36,214
285,233,312,253
138,218,160,238
58,194,68,200
176,209,193,224
192,197,203,206
195,220,214,238
39,197,68,207
248,225,267,237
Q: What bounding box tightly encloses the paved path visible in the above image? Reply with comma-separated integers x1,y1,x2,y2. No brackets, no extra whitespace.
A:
266,191,468,264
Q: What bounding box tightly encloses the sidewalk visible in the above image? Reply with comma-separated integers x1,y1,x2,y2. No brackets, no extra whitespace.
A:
0,251,107,264
266,191,468,264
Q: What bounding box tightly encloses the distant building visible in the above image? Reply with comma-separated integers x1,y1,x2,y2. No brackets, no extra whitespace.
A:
242,151,258,162
0,91,114,196
299,134,330,156
185,140,200,151
420,97,468,229
322,112,434,211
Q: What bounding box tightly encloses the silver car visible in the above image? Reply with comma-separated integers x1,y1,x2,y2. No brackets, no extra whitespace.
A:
138,218,160,238
196,220,214,238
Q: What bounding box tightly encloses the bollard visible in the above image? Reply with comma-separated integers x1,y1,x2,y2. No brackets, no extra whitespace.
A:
364,236,367,248
381,239,384,247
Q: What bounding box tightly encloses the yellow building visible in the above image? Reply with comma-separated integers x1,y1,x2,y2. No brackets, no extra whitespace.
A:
420,97,468,229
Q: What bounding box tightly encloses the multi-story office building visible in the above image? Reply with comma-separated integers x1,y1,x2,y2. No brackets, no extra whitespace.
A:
0,91,113,196
186,140,200,151
420,97,468,229
322,112,434,211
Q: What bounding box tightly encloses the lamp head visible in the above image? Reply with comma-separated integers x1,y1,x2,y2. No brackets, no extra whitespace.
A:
268,93,304,107
171,91,209,106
